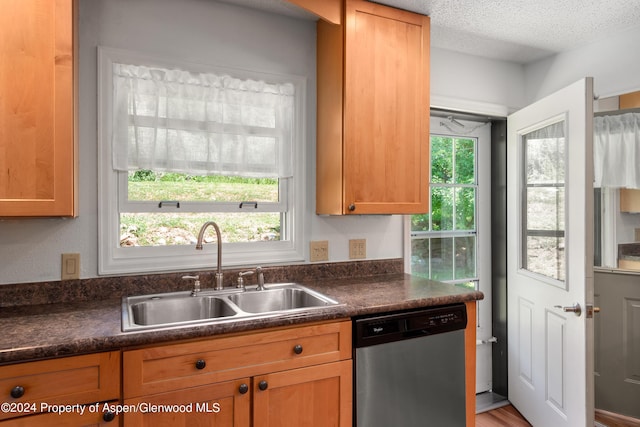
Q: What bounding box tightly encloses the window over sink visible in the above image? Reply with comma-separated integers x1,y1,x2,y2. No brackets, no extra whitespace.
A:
97,47,306,275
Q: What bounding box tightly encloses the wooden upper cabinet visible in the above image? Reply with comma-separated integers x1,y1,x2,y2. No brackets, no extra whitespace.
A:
620,188,640,213
619,90,640,109
0,0,77,217
316,0,430,215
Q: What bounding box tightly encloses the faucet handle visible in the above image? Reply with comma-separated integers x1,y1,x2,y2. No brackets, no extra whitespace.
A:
182,275,201,296
237,270,254,290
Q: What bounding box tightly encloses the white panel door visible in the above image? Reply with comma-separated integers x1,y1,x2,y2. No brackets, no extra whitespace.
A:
507,78,595,427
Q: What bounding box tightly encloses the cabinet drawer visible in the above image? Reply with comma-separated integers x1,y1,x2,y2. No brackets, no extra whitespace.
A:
124,320,351,398
0,352,120,420
0,401,120,427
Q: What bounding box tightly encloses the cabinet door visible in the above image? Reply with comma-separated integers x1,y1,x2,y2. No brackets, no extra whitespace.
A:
0,0,76,217
253,360,352,427
343,0,430,214
123,379,250,427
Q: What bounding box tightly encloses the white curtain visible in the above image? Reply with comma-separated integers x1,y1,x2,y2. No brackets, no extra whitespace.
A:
594,112,640,188
112,63,294,178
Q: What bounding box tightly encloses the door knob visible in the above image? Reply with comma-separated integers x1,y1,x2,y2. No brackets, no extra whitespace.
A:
554,303,581,316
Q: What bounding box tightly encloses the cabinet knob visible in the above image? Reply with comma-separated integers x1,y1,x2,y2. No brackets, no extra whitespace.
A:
238,383,249,394
293,344,303,355
258,380,268,391
348,204,356,212
195,359,207,370
10,386,24,399
103,411,116,422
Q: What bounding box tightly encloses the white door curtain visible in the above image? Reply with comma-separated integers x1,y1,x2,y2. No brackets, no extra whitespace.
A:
594,112,640,189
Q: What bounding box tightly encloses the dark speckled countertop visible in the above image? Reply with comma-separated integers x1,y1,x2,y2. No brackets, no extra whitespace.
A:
0,261,483,364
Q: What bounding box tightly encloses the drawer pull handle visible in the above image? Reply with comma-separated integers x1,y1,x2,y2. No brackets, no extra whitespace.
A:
103,411,116,422
195,359,207,370
238,383,249,394
10,386,24,399
258,380,268,391
293,344,303,355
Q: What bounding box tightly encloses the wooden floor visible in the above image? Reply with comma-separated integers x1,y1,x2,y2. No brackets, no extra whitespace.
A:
476,405,531,427
476,405,640,427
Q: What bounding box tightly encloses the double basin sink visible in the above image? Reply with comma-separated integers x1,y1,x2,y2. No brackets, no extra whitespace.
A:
122,283,340,331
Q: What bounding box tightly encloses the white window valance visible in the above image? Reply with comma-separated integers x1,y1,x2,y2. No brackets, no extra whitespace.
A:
112,63,294,178
594,112,640,189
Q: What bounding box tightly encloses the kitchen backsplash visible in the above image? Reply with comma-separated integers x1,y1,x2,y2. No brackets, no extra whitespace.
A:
0,259,403,308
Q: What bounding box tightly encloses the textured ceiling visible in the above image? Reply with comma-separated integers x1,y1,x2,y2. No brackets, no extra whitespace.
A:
219,0,640,64
374,0,640,63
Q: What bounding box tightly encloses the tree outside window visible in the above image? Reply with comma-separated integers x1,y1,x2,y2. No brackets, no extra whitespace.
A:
411,135,477,287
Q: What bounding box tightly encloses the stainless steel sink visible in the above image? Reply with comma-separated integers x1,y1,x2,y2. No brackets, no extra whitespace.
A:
228,286,337,313
129,295,237,326
122,283,340,331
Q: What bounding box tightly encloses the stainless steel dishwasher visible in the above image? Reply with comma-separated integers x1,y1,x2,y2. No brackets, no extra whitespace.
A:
354,304,467,427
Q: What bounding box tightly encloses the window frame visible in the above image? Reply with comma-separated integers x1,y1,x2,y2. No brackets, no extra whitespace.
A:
97,47,306,275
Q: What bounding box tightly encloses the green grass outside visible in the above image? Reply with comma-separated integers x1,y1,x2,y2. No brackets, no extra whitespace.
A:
121,172,281,247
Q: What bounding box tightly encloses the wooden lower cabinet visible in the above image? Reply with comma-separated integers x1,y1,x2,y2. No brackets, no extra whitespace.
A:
0,351,120,427
253,360,352,427
123,361,352,427
0,402,120,427
122,320,352,427
465,300,477,427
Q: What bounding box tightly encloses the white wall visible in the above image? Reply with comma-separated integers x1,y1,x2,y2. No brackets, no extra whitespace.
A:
431,47,525,114
525,25,640,103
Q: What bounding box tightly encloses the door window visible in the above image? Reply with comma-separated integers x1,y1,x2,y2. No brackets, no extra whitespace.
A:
520,120,566,282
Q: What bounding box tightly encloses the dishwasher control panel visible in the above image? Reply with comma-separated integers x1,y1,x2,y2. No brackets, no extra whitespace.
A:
354,304,467,347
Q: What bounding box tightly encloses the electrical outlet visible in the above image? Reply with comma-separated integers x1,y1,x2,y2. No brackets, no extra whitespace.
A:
61,253,80,280
310,240,329,262
349,239,366,259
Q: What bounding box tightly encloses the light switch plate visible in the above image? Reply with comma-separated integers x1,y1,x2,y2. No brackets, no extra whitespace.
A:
310,241,329,262
61,253,80,280
349,239,366,259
